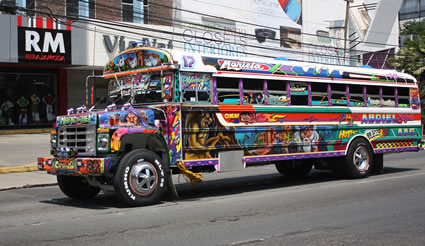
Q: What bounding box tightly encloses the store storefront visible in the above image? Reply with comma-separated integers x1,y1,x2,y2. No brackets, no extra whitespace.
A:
0,14,70,129
0,68,57,127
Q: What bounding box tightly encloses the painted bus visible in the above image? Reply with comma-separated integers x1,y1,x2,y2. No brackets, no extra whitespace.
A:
38,46,423,206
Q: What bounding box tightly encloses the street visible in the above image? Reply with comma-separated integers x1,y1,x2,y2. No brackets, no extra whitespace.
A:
1,151,425,246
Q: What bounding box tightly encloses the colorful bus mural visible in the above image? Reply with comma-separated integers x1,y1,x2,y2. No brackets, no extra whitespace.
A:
38,46,423,206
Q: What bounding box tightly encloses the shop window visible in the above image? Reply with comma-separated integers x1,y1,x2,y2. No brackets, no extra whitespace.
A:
181,72,211,103
267,80,288,105
243,79,265,104
349,85,365,107
0,71,56,127
331,84,347,106
366,85,381,107
217,77,240,104
398,87,410,108
311,82,328,106
290,82,308,105
382,87,396,107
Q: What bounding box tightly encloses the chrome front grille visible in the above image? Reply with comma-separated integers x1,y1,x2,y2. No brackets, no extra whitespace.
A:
57,125,96,156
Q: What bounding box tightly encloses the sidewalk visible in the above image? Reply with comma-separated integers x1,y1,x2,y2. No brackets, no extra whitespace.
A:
0,171,57,191
0,129,54,191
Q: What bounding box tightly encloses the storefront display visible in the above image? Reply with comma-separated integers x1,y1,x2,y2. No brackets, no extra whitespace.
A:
0,70,57,127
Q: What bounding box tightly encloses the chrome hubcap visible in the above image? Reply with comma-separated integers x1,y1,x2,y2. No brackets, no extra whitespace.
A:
353,146,369,171
129,162,157,196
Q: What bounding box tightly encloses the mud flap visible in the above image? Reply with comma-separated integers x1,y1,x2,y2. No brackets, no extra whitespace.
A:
216,150,245,172
165,169,179,200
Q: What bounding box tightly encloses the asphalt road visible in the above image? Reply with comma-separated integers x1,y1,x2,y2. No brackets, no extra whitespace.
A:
1,151,425,246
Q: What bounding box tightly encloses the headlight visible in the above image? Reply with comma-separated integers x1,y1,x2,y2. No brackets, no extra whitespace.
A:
50,134,57,148
97,133,110,151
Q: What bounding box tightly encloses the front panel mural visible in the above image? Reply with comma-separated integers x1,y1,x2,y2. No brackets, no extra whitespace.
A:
182,106,421,166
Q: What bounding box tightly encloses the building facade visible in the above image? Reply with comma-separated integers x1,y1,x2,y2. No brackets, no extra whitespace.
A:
0,0,172,129
0,0,403,129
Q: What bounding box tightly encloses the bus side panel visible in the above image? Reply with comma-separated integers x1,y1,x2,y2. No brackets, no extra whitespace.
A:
181,105,422,166
181,106,239,161
181,105,344,163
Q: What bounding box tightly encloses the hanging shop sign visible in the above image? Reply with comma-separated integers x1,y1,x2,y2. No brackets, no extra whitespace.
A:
18,27,71,64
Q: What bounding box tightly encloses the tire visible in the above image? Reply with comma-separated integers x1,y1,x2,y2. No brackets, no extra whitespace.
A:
57,175,100,200
343,138,373,179
371,154,384,175
275,159,313,178
114,149,167,207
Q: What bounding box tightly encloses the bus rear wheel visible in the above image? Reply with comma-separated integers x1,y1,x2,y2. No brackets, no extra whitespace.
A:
275,160,313,178
114,149,167,207
343,138,373,179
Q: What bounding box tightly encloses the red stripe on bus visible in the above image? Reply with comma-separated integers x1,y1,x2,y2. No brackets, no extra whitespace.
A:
218,105,255,112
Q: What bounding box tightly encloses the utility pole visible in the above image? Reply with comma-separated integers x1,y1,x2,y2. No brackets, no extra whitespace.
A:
344,0,353,64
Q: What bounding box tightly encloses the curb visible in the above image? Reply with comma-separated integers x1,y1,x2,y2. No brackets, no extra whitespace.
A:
0,128,51,135
0,183,57,192
0,164,39,174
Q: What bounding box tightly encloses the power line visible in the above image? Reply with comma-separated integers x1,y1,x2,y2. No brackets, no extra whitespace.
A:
5,2,411,66
59,0,403,49
64,0,404,57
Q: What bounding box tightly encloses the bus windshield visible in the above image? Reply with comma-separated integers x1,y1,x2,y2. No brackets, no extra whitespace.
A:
107,72,173,105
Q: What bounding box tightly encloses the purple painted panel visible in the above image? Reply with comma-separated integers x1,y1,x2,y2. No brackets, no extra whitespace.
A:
286,81,291,106
374,147,420,154
395,87,399,107
363,86,367,107
184,159,218,167
308,82,312,106
346,84,350,106
213,77,218,105
328,83,332,106
379,86,383,107
264,79,268,105
239,78,244,105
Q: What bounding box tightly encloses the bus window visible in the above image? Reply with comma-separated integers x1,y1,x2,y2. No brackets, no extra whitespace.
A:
290,82,308,105
331,84,346,106
367,85,381,107
243,79,265,104
382,87,396,107
217,77,240,104
267,80,288,105
349,85,365,107
181,72,211,103
398,87,410,108
311,82,328,106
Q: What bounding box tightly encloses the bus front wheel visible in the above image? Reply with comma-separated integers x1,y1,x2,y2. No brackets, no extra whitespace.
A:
275,160,313,178
114,149,167,207
343,138,373,179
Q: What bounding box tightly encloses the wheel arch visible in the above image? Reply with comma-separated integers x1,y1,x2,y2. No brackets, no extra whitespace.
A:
118,133,170,167
344,134,374,156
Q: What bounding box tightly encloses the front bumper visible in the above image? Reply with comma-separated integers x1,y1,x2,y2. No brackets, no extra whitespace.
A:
38,157,114,176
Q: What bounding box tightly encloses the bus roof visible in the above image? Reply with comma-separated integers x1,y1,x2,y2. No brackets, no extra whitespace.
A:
169,49,417,85
103,47,417,85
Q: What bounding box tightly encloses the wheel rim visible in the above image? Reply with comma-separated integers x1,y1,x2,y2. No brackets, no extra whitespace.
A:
129,161,158,196
353,146,370,172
